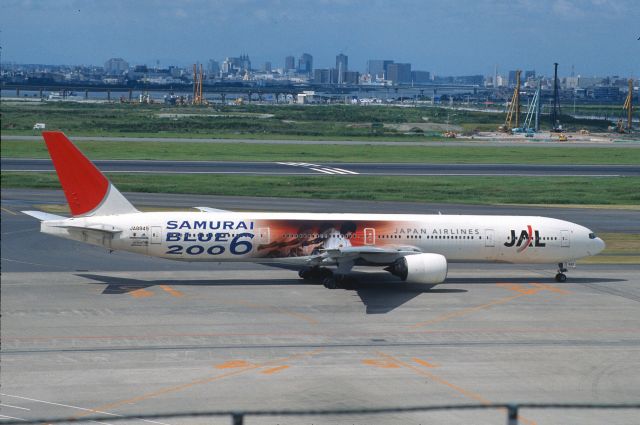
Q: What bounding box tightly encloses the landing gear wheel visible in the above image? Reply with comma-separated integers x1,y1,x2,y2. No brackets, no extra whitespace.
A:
299,267,332,281
298,268,312,280
555,273,567,283
322,276,338,289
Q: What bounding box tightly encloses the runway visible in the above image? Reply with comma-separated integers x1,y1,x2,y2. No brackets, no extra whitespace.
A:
2,190,639,424
3,158,639,177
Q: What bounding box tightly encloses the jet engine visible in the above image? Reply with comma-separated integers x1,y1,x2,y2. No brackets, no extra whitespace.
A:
385,253,448,284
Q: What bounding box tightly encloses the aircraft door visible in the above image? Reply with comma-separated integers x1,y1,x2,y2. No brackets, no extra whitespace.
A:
364,228,376,245
257,228,271,245
150,226,162,244
484,229,495,247
561,230,570,247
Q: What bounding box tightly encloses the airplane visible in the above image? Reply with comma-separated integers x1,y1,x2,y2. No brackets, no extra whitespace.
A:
23,131,605,288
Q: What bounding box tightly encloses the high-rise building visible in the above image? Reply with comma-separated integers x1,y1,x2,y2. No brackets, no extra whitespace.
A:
343,71,360,85
524,70,536,81
508,70,518,87
298,53,313,74
367,60,394,79
387,63,411,84
207,59,220,76
336,53,348,83
222,55,251,75
104,58,129,75
284,56,296,72
313,69,331,84
263,61,272,72
411,70,431,83
454,75,484,85
239,54,251,71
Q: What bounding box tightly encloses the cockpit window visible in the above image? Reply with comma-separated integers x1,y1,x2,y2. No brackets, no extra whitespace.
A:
589,233,597,239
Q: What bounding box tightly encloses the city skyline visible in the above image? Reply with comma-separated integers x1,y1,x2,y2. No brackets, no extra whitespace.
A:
1,0,638,77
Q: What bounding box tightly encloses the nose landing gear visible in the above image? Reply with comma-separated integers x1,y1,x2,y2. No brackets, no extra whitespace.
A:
555,262,568,282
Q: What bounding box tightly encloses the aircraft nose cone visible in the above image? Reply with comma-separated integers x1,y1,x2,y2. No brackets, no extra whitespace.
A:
591,237,606,255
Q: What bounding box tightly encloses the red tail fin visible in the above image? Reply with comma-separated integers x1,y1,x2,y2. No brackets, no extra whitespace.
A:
42,131,137,216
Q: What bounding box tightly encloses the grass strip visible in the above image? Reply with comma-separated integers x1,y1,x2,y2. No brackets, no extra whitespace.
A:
3,140,640,164
3,173,639,205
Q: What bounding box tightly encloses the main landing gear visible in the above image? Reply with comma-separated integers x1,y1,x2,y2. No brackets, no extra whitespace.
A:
298,267,355,289
555,262,568,282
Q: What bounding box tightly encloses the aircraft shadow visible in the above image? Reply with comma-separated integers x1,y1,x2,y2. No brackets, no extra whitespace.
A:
444,277,627,285
76,273,466,314
77,273,304,294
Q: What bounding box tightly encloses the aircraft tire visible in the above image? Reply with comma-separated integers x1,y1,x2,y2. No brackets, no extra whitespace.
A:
322,276,338,289
555,273,567,282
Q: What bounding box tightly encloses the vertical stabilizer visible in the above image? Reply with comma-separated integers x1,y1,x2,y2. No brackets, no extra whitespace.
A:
42,131,139,216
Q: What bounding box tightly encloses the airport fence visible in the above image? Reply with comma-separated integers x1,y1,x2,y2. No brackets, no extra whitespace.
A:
2,403,639,424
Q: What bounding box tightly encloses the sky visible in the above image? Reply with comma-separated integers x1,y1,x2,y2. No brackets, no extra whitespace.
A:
1,0,638,77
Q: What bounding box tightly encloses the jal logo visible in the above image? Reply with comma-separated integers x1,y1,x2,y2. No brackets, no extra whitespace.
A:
504,225,546,252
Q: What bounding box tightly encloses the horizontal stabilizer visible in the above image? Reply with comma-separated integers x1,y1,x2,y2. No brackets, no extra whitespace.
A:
21,210,66,221
49,222,123,234
194,206,231,213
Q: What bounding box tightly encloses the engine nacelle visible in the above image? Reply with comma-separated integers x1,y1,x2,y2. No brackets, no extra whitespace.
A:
385,253,448,284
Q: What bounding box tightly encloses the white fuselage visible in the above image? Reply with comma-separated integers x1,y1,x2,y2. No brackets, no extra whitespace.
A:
41,212,605,266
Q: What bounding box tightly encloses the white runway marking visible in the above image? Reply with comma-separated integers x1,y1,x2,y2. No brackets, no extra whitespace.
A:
278,162,360,175
0,414,27,421
0,404,30,411
330,167,360,175
0,394,172,425
310,168,336,174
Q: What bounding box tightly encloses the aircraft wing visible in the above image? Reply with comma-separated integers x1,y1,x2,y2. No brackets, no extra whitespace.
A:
309,245,422,266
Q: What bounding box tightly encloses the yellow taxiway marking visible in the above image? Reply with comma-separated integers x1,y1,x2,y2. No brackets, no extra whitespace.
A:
372,352,537,425
1,207,17,215
128,288,154,298
531,282,571,295
158,285,184,297
361,359,401,369
375,351,492,404
412,357,439,368
411,292,526,328
234,299,318,325
214,360,253,369
411,283,569,329
74,349,322,419
261,365,290,375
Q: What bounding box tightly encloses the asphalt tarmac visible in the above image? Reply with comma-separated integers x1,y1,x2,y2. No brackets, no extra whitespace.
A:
3,158,640,177
2,190,639,424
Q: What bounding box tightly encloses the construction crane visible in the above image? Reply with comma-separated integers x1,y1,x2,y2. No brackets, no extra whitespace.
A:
499,70,521,132
518,86,540,136
623,78,634,131
192,63,204,105
550,62,563,132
